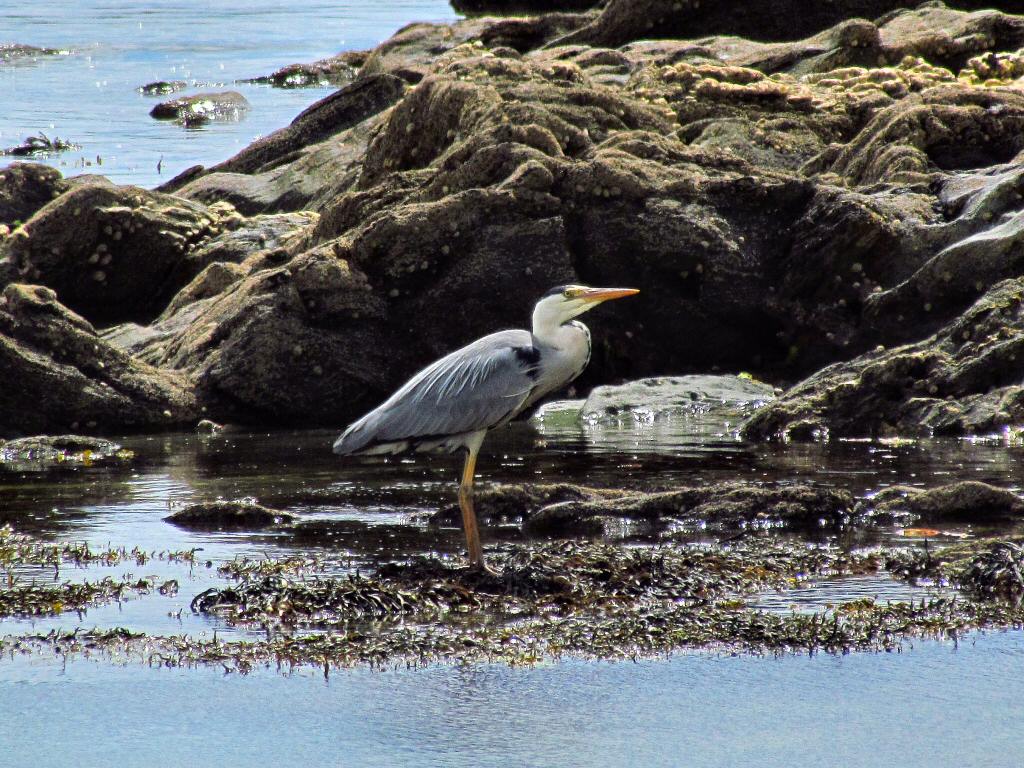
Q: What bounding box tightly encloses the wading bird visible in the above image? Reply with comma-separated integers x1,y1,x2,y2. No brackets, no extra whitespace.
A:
333,285,639,572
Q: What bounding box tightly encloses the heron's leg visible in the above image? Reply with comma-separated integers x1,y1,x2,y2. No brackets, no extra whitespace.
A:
458,443,486,569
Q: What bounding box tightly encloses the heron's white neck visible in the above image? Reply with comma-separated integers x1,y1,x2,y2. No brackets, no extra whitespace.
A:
532,302,568,343
533,311,588,354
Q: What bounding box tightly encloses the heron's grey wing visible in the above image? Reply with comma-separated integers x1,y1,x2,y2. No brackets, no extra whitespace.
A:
333,330,539,455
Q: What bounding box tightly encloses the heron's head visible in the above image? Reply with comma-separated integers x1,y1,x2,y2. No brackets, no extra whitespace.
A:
532,284,639,334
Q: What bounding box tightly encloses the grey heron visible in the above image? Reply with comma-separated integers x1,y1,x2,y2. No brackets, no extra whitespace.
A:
333,284,639,572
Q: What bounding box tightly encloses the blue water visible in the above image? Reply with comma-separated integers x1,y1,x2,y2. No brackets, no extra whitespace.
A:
0,0,458,188
3,633,1024,768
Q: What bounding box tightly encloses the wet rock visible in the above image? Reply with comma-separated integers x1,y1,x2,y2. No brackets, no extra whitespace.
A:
0,434,131,469
870,481,1024,523
165,501,293,530
137,80,187,96
149,91,250,126
743,278,1024,439
530,398,585,427
240,52,365,88
0,44,66,63
2,133,79,158
0,163,67,228
581,375,776,420
0,180,220,325
195,419,223,435
0,284,196,437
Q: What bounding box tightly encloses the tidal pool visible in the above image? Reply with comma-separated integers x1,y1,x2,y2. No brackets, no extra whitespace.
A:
2,410,1024,766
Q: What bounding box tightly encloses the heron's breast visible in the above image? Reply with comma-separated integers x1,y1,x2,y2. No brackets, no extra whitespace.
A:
537,322,592,396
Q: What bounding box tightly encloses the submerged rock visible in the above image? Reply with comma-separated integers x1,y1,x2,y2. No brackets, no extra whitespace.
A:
0,434,131,469
165,501,294,531
0,44,66,63
435,481,854,536
869,481,1024,523
582,375,776,420
137,80,188,96
150,91,250,126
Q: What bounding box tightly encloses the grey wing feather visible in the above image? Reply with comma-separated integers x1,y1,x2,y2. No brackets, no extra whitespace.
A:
333,330,538,455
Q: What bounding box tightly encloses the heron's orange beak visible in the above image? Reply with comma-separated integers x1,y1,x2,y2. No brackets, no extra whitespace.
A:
579,287,640,303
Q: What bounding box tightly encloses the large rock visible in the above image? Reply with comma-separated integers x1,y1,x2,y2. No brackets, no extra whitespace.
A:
7,1,1024,434
0,284,196,437
556,0,1022,50
743,278,1024,439
0,181,223,325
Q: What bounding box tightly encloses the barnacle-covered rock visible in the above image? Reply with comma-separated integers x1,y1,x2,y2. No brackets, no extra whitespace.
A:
0,162,67,229
0,180,220,324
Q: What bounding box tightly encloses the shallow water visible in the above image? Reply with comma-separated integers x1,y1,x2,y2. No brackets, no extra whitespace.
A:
0,0,458,189
3,633,1024,768
2,411,1024,764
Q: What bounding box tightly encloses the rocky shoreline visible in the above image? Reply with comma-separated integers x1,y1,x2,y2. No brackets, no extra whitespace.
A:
5,1,1024,440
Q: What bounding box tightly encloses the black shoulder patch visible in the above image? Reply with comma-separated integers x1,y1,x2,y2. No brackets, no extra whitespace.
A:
514,345,542,379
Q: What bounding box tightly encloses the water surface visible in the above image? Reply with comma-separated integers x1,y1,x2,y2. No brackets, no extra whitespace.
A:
2,414,1024,765
0,0,459,188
